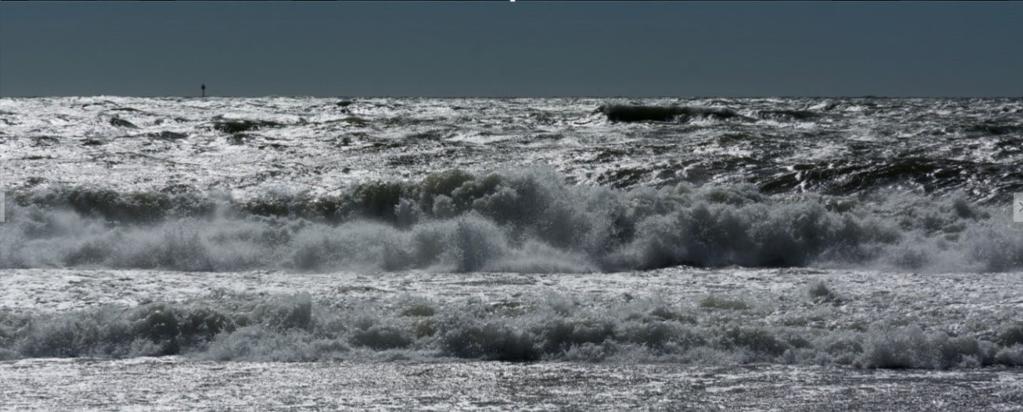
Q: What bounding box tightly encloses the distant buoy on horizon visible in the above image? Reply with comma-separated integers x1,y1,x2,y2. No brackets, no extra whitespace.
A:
201,83,206,98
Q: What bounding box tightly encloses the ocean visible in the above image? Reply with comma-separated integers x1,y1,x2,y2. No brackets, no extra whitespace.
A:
1,96,1021,409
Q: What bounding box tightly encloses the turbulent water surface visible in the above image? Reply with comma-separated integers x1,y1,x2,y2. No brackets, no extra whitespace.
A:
1,97,1022,409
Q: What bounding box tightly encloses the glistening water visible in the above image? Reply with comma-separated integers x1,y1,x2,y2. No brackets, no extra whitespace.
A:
1,97,1021,409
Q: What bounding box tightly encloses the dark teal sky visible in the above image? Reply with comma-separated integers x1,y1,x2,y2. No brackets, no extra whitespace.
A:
2,1,1021,97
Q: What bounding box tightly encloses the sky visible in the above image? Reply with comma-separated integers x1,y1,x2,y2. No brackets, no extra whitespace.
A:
1,1,1022,97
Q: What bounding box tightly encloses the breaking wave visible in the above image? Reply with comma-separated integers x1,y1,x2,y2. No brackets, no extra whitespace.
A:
2,169,1021,273
2,292,1022,369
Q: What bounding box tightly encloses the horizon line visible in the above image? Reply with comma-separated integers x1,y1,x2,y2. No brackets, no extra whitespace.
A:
2,95,1022,99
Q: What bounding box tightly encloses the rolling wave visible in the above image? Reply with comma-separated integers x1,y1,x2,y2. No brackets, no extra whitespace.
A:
2,292,1021,369
3,169,1020,273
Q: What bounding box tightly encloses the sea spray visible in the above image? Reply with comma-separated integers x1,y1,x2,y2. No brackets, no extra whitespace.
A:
2,169,1020,273
3,292,1022,369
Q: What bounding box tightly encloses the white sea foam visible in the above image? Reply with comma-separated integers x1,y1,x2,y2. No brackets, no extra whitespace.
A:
1,169,1020,273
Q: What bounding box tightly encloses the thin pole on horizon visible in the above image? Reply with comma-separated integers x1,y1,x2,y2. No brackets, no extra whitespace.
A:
201,83,206,98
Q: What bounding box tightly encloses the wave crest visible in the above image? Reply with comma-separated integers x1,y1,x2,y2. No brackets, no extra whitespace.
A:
4,293,1022,369
2,169,1021,272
